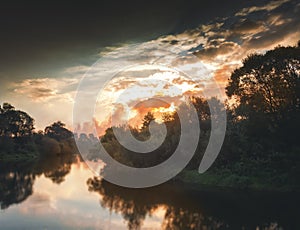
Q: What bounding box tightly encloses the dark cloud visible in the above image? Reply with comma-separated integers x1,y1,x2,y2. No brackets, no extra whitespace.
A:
0,0,265,79
232,19,264,34
1,0,297,81
194,42,239,61
189,0,299,61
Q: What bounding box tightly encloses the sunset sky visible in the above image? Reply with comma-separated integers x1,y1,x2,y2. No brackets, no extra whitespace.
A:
0,0,299,133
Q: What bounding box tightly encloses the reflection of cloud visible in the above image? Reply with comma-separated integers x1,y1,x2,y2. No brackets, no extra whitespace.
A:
143,205,167,229
19,192,56,215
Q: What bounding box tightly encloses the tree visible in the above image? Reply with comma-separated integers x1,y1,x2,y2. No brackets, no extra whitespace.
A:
0,103,35,137
162,112,174,123
225,44,300,156
44,121,73,141
141,112,155,130
226,45,300,125
191,96,210,121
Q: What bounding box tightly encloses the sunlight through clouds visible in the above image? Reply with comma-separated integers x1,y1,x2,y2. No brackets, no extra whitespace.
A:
4,0,299,131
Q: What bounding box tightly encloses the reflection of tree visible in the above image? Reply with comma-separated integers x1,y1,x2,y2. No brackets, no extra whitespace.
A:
0,152,76,209
87,177,299,230
0,104,79,208
0,162,35,209
35,151,76,184
87,178,224,230
33,123,78,184
87,177,158,229
162,207,224,230
43,165,71,184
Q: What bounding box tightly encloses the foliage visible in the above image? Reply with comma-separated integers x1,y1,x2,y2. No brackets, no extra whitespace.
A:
0,103,34,137
97,44,300,191
44,121,73,141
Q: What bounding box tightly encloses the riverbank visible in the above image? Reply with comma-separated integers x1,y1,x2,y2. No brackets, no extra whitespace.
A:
0,152,39,162
175,169,300,192
1,152,299,192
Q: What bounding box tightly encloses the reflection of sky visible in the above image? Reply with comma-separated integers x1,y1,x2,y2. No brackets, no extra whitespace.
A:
0,162,165,230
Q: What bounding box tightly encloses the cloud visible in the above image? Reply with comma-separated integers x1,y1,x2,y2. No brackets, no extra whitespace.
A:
4,0,299,132
4,77,79,130
213,64,240,86
235,0,290,16
11,78,78,102
194,41,241,61
178,0,300,85
232,19,265,34
63,65,91,76
89,68,204,135
73,0,299,132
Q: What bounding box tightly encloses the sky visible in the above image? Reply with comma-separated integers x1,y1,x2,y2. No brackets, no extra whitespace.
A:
0,0,299,133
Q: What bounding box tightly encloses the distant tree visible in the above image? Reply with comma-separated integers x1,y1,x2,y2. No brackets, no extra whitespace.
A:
141,112,155,130
0,103,35,137
190,96,210,121
162,112,174,123
1,103,14,112
101,128,115,143
44,121,73,141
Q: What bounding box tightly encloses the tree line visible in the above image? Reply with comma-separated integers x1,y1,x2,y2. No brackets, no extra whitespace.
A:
1,43,299,190
98,43,300,190
0,104,77,160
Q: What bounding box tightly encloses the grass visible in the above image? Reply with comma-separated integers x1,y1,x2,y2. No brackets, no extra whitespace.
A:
176,169,299,192
0,152,39,162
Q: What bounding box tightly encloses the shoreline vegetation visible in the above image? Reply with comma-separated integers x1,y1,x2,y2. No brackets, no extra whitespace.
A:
175,169,299,192
1,44,300,192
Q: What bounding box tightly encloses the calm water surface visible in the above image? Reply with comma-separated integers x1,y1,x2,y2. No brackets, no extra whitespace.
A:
0,155,299,230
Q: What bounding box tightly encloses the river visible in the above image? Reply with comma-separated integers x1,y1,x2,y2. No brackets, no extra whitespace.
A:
0,154,299,229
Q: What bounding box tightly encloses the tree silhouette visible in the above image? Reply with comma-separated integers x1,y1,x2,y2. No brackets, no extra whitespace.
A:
44,121,73,141
0,103,35,137
225,44,300,150
226,45,300,123
141,112,155,131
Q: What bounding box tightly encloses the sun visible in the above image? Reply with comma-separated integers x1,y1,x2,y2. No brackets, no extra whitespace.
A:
150,102,176,123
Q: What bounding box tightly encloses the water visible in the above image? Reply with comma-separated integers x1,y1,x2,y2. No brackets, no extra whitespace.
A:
0,154,299,230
